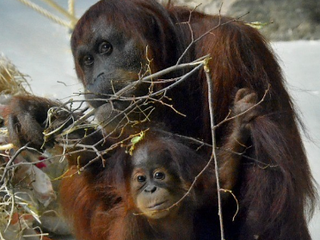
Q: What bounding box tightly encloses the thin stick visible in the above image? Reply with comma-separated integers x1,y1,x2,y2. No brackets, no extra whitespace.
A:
204,61,225,240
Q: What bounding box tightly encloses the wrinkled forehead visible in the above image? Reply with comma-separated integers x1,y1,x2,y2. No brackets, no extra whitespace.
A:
71,11,133,47
71,0,154,47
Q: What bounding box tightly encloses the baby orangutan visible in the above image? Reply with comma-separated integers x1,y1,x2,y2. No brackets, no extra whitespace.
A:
60,89,261,240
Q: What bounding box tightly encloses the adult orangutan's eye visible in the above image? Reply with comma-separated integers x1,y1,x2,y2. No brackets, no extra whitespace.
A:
83,55,94,66
99,41,113,55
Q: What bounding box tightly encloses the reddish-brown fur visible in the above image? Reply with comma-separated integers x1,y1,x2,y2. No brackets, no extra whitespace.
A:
2,0,316,239
68,1,316,239
57,87,263,240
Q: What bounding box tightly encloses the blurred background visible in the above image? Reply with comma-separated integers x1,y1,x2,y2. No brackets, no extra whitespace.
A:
172,0,320,40
0,0,319,239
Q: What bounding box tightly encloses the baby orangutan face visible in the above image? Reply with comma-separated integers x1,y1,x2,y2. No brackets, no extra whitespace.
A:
130,142,186,219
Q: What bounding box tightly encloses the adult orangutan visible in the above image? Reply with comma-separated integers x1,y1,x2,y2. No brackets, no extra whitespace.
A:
2,0,316,239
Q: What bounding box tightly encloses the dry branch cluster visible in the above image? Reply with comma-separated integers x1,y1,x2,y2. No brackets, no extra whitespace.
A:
0,56,66,240
0,53,217,239
0,11,269,237
0,51,266,240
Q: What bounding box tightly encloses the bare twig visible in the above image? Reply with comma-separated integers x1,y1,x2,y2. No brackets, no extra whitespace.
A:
0,144,31,184
204,59,225,240
220,188,239,222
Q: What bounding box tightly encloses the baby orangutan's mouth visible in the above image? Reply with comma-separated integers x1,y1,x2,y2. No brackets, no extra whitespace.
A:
148,200,168,210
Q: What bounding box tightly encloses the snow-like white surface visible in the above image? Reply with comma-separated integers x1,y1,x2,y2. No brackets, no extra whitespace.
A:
0,1,319,239
272,41,320,238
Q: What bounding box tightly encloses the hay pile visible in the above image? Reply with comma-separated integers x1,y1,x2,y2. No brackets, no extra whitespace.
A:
0,56,70,240
0,55,30,96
